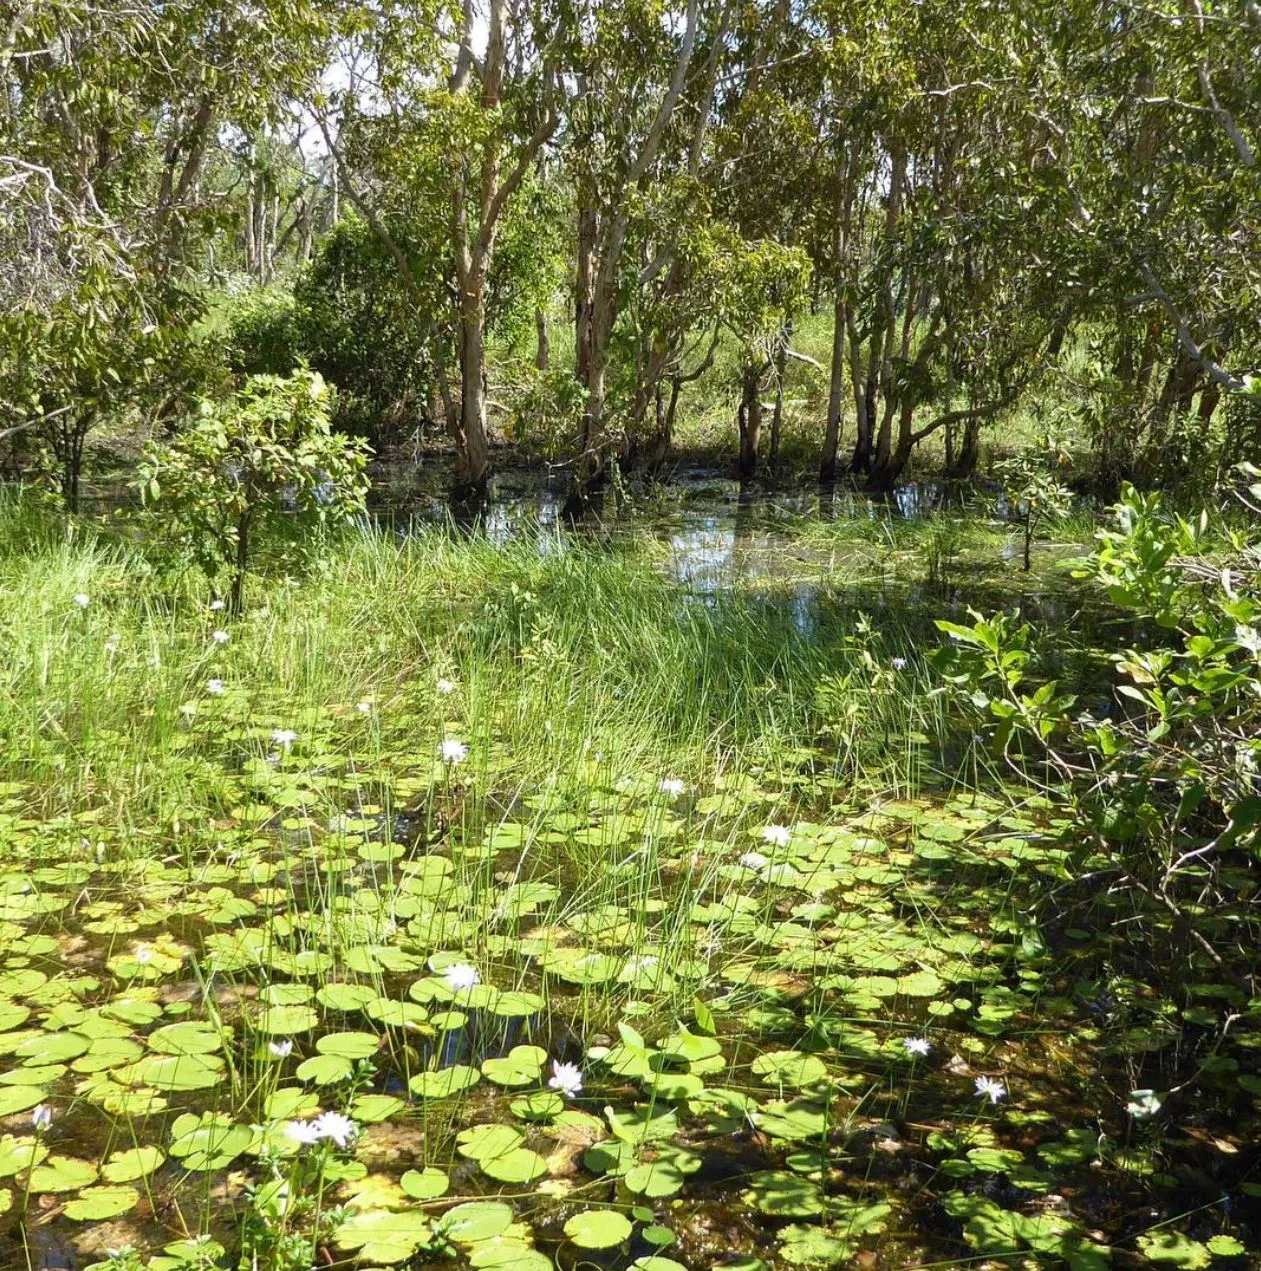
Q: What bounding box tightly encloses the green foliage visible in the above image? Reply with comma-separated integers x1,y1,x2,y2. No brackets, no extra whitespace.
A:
933,484,1261,978
995,442,1075,570
293,220,437,439
136,369,369,609
223,289,301,378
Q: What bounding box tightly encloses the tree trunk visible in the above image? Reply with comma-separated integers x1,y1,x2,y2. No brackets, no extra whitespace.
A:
575,191,597,385
737,363,763,480
535,309,550,370
821,297,846,481
230,510,251,615
455,281,490,493
769,325,789,466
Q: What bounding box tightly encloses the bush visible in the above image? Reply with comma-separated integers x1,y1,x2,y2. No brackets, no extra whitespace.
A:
932,483,1261,988
222,287,300,377
136,369,370,611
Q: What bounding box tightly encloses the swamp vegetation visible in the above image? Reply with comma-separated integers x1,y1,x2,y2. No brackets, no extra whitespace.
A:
0,479,1258,1271
3,0,1261,1267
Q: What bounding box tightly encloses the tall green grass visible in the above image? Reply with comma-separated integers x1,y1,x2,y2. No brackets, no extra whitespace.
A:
0,492,946,838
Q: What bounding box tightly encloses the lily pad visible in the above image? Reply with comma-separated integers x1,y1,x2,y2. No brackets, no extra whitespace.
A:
409,1064,480,1100
564,1209,634,1249
436,1200,515,1244
168,1112,251,1171
63,1184,139,1221
742,1170,824,1217
336,1208,431,1264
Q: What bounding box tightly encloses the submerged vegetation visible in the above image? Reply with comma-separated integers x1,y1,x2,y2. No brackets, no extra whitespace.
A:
0,479,1258,1271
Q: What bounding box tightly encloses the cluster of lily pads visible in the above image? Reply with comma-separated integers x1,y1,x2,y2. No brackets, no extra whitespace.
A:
0,542,1256,1271
2,729,1255,1271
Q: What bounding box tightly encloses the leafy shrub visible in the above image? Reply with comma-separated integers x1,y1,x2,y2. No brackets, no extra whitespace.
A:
933,483,1261,988
222,288,300,377
136,369,370,611
292,220,435,443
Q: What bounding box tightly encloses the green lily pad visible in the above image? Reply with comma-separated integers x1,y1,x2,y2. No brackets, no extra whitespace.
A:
742,1170,824,1217
1136,1232,1211,1269
14,1032,90,1066
625,1147,702,1198
0,1085,44,1116
436,1200,515,1244
335,1208,431,1264
482,1044,547,1087
0,1135,47,1177
100,1146,165,1183
296,1053,353,1085
256,1003,319,1035
409,1064,480,1100
457,1123,524,1162
400,1167,449,1200
28,1155,100,1192
63,1184,139,1221
351,1093,406,1123
317,983,378,1012
510,1091,564,1122
147,1022,223,1055
488,991,546,1018
125,1051,225,1092
564,1209,634,1249
168,1113,251,1171
469,1238,552,1269
750,1050,828,1089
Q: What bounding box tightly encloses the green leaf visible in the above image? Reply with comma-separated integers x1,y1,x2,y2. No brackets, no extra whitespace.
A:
564,1209,634,1249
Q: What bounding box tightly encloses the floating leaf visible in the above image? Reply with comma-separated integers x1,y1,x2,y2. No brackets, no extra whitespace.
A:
742,1170,823,1217
28,1155,99,1192
256,1004,318,1035
335,1208,431,1264
168,1113,251,1171
1136,1232,1211,1269
410,1065,480,1100
100,1146,165,1183
564,1209,633,1249
436,1201,515,1244
751,1051,828,1089
400,1167,449,1200
63,1185,139,1221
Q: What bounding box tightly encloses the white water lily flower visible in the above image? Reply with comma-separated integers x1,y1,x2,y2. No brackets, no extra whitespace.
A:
762,825,792,848
272,729,298,747
436,678,456,695
73,593,90,608
206,679,225,696
285,1120,322,1145
891,657,908,671
439,739,468,765
738,851,770,870
903,1037,932,1057
209,599,226,611
31,1104,52,1130
443,962,480,992
356,701,373,714
547,1060,583,1099
134,946,153,965
268,1040,293,1059
974,1075,1007,1103
312,1110,357,1147
211,629,230,645
659,778,685,796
